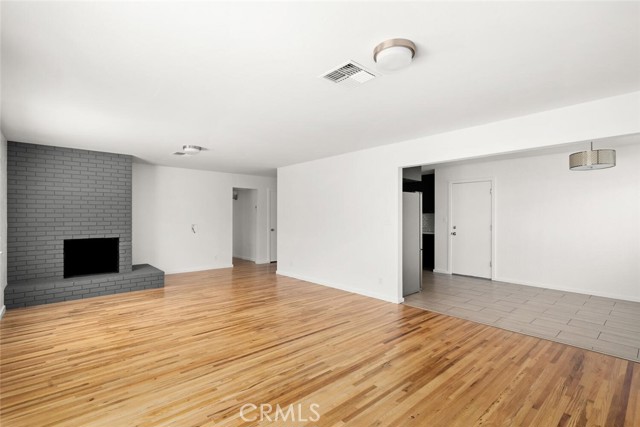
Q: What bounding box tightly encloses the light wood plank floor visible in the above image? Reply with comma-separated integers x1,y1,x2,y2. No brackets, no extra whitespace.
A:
1,260,638,426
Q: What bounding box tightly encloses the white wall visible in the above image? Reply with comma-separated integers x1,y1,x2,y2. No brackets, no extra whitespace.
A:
0,131,7,318
433,141,640,301
132,164,276,274
232,188,257,261
277,91,640,303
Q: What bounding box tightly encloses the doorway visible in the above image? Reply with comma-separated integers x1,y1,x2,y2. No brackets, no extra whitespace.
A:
232,188,258,263
401,167,436,297
449,180,493,279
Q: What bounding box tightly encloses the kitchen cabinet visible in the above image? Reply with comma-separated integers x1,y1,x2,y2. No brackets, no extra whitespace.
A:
423,233,434,271
422,174,435,213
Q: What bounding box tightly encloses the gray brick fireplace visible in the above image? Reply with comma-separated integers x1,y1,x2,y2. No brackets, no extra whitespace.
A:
4,142,163,308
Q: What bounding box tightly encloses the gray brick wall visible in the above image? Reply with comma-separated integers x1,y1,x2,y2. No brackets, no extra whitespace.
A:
7,142,132,282
4,264,164,308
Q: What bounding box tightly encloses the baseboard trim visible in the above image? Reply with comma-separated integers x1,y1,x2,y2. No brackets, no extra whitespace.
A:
233,256,256,262
494,276,640,303
276,270,401,304
428,271,639,302
0,305,6,319
234,258,272,265
164,264,234,275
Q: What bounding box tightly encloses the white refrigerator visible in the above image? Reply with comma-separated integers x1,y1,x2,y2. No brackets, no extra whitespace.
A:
402,192,422,297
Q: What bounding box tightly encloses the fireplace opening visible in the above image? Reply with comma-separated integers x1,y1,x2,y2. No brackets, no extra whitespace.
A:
64,238,119,278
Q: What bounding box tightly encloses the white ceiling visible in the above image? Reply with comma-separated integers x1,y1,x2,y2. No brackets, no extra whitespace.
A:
420,132,640,172
2,1,639,176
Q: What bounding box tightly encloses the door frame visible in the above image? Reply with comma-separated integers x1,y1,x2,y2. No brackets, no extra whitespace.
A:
447,178,496,279
232,187,259,263
267,188,277,263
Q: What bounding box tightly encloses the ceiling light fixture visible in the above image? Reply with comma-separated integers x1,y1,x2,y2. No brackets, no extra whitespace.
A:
182,145,202,155
373,38,416,71
569,141,616,171
173,145,205,156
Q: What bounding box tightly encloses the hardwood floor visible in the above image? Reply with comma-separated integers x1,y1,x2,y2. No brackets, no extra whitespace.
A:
1,260,638,426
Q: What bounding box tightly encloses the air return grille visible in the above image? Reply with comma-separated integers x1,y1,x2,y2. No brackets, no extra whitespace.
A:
321,61,376,87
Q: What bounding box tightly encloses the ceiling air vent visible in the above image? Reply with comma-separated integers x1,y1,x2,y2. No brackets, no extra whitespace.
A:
320,61,376,87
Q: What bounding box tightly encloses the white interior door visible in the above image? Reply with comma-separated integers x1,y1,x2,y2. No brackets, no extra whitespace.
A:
403,192,422,296
451,181,492,279
268,189,277,262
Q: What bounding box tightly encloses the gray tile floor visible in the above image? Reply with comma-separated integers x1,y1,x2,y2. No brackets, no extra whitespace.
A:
404,272,640,362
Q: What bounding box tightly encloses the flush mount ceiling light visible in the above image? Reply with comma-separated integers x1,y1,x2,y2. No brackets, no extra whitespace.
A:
173,145,206,156
569,142,616,171
373,38,417,71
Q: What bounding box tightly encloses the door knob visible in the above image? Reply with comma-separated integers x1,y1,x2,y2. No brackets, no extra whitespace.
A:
451,232,457,236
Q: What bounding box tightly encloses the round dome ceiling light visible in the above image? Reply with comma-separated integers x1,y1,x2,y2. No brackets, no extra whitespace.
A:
373,38,417,71
182,145,202,155
172,145,206,156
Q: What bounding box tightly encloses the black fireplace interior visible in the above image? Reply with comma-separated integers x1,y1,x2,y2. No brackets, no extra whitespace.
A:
64,238,119,278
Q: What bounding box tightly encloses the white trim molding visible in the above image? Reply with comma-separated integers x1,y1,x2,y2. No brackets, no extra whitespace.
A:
277,270,402,304
164,264,234,275
494,276,640,303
